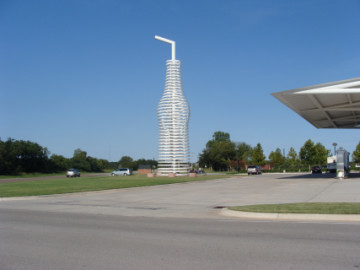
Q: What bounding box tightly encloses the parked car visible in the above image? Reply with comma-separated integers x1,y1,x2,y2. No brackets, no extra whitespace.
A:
66,168,80,177
111,168,133,176
311,166,322,174
247,165,262,175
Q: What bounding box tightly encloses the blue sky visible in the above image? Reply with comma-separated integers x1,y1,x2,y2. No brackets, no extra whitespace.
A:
1,0,360,162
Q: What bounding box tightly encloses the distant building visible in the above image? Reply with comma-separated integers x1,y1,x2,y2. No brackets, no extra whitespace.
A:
138,165,152,175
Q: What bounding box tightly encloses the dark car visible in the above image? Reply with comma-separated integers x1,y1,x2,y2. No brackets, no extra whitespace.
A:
311,166,322,174
66,168,80,177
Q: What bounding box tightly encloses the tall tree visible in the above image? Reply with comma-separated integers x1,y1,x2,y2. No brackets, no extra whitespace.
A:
235,142,253,164
313,142,329,166
0,138,17,174
119,156,135,169
199,131,235,171
252,143,266,165
0,138,49,173
208,141,236,171
268,148,284,168
212,131,231,142
87,156,107,172
352,141,360,163
206,131,231,149
50,154,70,171
72,148,91,171
198,149,211,169
299,139,316,167
299,139,328,167
287,147,300,168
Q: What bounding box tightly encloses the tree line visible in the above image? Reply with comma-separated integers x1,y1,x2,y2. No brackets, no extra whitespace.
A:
198,131,268,171
198,131,359,172
0,138,156,175
0,138,111,174
2,134,359,175
118,156,157,170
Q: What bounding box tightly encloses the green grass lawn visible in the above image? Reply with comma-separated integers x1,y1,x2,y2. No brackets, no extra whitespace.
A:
0,174,229,197
0,172,66,179
0,172,110,179
229,203,360,215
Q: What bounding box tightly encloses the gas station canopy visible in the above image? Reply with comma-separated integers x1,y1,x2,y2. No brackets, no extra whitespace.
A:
272,77,360,129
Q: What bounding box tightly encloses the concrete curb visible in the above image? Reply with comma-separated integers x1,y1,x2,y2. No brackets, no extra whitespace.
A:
220,208,360,222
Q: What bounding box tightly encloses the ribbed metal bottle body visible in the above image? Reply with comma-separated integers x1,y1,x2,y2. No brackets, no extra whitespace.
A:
157,60,190,174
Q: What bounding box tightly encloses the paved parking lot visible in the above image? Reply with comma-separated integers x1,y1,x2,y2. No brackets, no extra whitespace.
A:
1,173,360,219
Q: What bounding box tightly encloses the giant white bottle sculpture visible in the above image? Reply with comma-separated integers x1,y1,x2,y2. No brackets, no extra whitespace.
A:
155,35,190,175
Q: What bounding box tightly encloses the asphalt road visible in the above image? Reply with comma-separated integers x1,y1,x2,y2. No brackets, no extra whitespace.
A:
2,173,360,219
1,208,360,270
1,173,360,269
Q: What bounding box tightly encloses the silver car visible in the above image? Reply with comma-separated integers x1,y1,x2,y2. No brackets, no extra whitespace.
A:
111,168,132,176
247,165,262,175
66,168,80,177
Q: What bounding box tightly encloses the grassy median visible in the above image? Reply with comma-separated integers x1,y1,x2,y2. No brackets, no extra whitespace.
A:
0,173,65,179
0,174,229,197
229,203,360,215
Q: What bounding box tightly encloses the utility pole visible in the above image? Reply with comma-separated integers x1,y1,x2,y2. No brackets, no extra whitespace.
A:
283,148,286,173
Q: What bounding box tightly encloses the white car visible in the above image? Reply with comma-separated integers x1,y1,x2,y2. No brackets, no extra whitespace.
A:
247,165,262,175
66,168,80,177
111,168,132,176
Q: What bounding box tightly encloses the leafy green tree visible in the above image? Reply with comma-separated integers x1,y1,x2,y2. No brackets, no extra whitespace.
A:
300,139,316,167
0,138,112,174
252,143,266,165
0,138,50,174
287,147,300,169
87,156,106,172
50,154,70,171
98,159,110,171
119,156,135,169
0,138,18,174
199,131,236,171
71,148,91,171
4,139,19,173
313,143,329,166
287,147,298,161
206,131,231,148
235,142,253,164
352,142,360,163
134,158,158,171
209,141,236,171
17,140,49,172
268,148,284,168
212,131,230,141
199,148,211,168
300,139,329,168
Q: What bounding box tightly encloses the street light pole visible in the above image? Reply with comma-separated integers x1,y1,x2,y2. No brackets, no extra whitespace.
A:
283,148,286,173
333,142,338,156
235,146,239,173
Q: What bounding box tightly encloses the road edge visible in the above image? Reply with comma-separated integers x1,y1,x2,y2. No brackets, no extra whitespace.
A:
220,208,360,222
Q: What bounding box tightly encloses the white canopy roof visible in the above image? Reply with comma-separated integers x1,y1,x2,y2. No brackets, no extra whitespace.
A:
272,77,360,129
